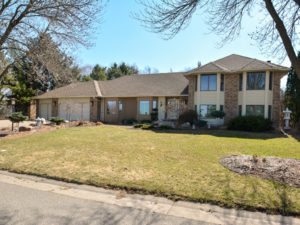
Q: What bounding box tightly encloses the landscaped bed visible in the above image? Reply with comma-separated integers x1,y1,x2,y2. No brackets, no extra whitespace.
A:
0,126,299,215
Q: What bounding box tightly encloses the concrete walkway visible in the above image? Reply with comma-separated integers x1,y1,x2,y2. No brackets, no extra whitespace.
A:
0,171,299,225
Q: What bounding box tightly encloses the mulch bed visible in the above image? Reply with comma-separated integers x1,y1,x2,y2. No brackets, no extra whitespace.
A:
220,155,300,188
0,121,105,140
0,126,56,140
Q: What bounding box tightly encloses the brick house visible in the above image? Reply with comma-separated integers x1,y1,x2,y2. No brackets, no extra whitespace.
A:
33,54,289,127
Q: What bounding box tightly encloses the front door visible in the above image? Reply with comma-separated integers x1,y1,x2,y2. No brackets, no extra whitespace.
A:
167,99,179,119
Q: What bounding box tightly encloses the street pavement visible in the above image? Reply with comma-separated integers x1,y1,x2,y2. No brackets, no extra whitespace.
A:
0,171,299,225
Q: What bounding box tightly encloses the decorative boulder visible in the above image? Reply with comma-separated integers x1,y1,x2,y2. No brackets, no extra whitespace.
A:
19,126,32,132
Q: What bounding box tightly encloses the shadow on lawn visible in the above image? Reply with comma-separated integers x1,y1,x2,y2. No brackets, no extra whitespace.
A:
150,129,286,140
217,173,299,220
289,133,300,142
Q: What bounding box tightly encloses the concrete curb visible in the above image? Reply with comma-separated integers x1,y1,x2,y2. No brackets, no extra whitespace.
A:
0,171,299,225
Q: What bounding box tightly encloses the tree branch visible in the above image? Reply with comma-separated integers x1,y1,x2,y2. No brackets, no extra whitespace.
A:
264,0,300,76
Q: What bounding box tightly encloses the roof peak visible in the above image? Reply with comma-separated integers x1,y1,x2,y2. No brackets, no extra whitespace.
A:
186,54,289,75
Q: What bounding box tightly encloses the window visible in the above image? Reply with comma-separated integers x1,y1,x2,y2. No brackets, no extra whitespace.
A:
119,100,123,114
152,100,157,109
268,105,272,120
238,105,242,116
194,76,198,91
195,105,197,113
201,74,217,91
220,74,224,91
220,105,224,112
139,100,150,115
107,101,117,115
269,72,273,90
247,72,266,90
200,105,216,118
246,105,264,116
239,74,243,91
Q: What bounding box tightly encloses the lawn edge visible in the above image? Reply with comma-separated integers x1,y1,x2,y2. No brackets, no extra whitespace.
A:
1,168,299,217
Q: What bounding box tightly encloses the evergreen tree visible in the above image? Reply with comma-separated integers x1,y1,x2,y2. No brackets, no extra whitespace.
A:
90,64,107,81
285,52,300,127
107,63,138,80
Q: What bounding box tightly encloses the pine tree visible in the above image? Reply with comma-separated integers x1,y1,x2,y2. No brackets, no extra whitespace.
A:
90,64,107,81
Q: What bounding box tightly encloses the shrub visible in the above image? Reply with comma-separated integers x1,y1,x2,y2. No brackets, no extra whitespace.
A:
151,108,158,121
211,110,226,119
228,115,272,132
141,124,154,129
96,121,104,126
50,117,65,125
7,112,28,131
122,118,137,125
141,120,152,124
157,125,173,130
178,110,198,125
195,120,207,127
133,124,143,128
7,112,28,123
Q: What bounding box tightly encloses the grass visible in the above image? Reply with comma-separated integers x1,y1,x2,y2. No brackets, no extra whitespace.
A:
0,126,300,215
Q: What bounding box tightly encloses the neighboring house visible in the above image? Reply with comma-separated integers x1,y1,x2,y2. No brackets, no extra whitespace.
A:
33,54,290,127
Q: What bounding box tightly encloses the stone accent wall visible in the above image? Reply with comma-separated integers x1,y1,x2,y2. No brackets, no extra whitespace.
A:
90,97,99,122
224,73,239,123
29,100,37,119
51,98,58,117
272,72,282,128
187,76,195,110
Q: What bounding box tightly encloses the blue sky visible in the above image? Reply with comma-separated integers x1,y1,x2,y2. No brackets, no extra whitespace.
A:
75,0,291,87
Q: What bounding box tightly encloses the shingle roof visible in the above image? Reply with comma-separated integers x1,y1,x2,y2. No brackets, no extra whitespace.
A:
35,72,188,99
35,81,98,99
186,54,290,75
98,73,188,97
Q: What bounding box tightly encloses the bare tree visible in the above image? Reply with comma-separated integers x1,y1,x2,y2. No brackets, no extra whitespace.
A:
0,0,105,82
137,0,300,77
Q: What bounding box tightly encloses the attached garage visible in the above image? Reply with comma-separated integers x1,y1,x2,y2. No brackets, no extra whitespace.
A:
39,99,52,120
58,98,90,121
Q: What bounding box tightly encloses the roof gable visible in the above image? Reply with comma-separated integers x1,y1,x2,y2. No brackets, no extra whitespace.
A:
186,54,290,75
35,82,98,99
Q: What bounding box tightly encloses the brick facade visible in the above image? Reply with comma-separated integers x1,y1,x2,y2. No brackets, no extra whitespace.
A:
51,98,58,117
272,72,282,128
187,76,195,110
29,100,37,119
224,73,239,123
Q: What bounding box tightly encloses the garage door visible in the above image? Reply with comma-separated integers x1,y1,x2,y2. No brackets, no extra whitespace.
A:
58,99,90,121
39,102,52,120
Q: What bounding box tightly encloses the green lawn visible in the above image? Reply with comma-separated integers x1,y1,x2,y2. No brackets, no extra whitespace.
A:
0,126,300,215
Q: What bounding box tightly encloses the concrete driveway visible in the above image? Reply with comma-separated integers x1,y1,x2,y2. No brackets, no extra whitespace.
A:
0,120,35,129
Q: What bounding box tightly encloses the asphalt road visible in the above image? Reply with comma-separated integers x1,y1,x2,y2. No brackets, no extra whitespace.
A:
0,182,211,225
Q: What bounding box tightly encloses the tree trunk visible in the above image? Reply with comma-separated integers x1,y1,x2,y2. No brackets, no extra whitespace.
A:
264,0,300,77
